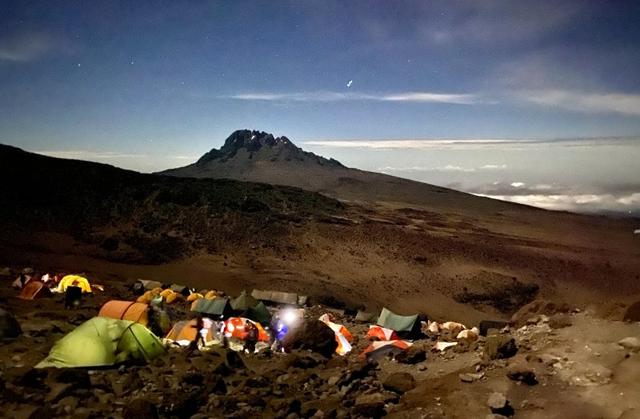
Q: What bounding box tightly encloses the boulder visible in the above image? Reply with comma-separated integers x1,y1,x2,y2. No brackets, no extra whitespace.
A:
395,345,427,364
382,372,416,394
548,314,572,329
618,337,640,353
623,301,640,322
123,398,159,419
459,372,484,383
353,393,387,418
506,356,538,385
282,320,337,358
487,392,514,416
0,308,22,340
484,335,518,360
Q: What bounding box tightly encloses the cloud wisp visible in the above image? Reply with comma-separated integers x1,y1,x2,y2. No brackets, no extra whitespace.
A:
304,137,639,150
0,31,72,62
378,164,507,173
519,90,640,116
225,91,479,105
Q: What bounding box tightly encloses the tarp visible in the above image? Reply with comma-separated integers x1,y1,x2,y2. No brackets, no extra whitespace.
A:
225,317,269,342
376,307,419,334
36,317,165,368
165,318,217,347
98,300,149,326
0,308,21,340
231,291,258,311
360,340,413,361
57,275,92,293
367,325,399,341
246,301,271,325
170,284,189,296
191,297,233,318
319,314,353,356
251,289,298,305
355,311,377,323
19,280,50,300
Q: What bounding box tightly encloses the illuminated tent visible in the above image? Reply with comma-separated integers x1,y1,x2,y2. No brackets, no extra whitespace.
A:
165,318,216,347
360,340,413,361
19,280,50,300
367,325,399,341
36,317,165,368
98,300,149,326
224,317,270,342
57,275,92,293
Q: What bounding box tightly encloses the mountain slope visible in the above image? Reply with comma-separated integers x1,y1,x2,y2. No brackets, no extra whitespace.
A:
160,130,519,214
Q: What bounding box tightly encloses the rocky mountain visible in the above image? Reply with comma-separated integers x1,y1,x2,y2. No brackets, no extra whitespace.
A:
160,129,507,214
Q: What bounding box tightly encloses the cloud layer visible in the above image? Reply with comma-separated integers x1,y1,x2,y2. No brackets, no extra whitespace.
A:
226,91,479,105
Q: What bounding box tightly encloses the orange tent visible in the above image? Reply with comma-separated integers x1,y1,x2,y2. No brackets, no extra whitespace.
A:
98,300,149,326
319,314,353,356
19,280,50,300
367,325,399,341
224,317,269,342
165,319,216,345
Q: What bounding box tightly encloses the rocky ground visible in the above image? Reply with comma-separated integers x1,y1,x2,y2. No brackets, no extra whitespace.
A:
1,269,640,419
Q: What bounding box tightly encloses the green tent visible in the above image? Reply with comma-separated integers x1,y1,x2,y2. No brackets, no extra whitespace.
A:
191,297,233,318
36,317,165,368
231,291,258,311
376,307,419,334
246,301,271,325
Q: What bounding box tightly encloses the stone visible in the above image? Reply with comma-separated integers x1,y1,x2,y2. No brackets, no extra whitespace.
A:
623,301,640,322
382,372,416,394
484,335,518,360
459,372,484,383
506,357,538,385
548,314,572,329
283,320,338,358
487,392,514,416
618,337,640,352
479,320,509,337
0,307,22,339
353,393,387,417
225,350,246,369
618,408,639,419
123,398,159,419
395,345,427,364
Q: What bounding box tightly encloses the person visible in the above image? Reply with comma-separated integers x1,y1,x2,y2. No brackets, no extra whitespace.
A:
245,321,258,354
189,315,206,351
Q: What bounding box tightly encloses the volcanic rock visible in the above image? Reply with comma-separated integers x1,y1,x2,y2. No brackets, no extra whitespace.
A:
382,372,416,394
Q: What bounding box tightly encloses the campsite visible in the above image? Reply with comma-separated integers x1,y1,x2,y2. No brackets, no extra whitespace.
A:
2,268,640,418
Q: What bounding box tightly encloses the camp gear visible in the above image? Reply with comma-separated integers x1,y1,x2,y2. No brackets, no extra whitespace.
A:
319,314,353,356
231,291,258,311
165,318,217,348
376,307,420,336
18,280,50,300
170,284,189,296
133,279,163,295
36,317,165,368
12,274,32,289
367,325,399,341
98,300,149,326
0,308,21,340
361,340,413,361
225,317,269,342
64,286,83,309
251,289,299,305
191,297,233,319
57,275,92,293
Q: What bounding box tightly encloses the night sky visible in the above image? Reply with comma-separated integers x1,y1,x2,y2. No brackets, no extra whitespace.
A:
1,1,639,214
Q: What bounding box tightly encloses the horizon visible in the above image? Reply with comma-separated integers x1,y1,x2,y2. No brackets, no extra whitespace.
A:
1,1,639,215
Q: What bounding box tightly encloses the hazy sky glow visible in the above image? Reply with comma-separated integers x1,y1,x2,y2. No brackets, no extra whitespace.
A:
1,1,639,214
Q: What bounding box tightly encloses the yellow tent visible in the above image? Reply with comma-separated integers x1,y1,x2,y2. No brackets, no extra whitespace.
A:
57,275,92,293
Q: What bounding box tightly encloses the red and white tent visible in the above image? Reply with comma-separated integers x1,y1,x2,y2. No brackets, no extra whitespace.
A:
360,340,413,361
367,325,399,341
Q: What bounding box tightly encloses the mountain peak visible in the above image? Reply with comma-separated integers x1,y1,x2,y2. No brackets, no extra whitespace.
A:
195,129,343,168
